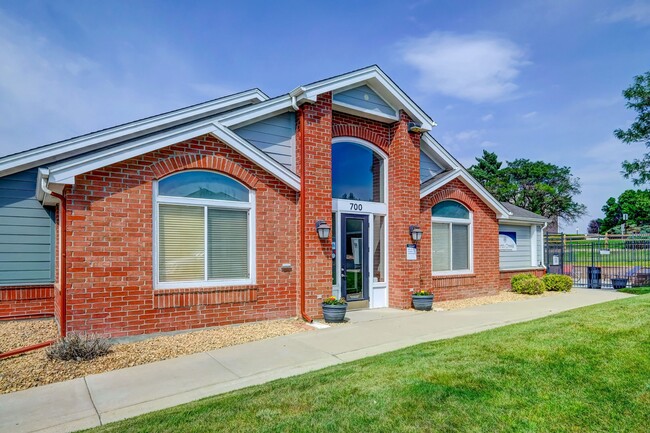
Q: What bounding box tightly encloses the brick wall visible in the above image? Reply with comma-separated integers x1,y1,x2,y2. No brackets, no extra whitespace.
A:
298,93,334,318
63,134,299,337
0,285,54,318
420,178,501,301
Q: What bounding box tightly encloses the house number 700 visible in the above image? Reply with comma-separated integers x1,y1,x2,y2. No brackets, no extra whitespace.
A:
349,203,363,211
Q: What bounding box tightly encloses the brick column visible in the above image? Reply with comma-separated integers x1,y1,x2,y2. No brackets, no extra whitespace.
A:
388,111,422,308
298,93,333,318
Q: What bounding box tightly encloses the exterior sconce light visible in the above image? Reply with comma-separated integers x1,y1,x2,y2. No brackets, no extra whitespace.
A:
316,220,331,240
408,122,427,133
410,225,423,242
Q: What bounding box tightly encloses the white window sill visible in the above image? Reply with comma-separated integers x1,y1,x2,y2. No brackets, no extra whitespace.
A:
432,270,474,277
155,279,254,290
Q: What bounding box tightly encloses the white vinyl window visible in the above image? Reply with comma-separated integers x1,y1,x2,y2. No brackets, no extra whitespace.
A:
154,171,255,288
431,200,472,275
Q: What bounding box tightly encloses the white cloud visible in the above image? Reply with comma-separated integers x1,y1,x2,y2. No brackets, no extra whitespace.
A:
600,1,650,25
397,31,529,103
454,129,483,141
481,113,494,122
0,11,233,157
522,111,538,119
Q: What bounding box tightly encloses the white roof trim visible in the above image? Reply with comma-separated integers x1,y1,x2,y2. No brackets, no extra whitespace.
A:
217,95,294,129
45,120,300,191
0,89,268,178
291,66,436,130
420,169,510,219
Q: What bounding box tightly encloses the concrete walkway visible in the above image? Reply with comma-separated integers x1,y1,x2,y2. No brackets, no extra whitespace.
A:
0,289,631,433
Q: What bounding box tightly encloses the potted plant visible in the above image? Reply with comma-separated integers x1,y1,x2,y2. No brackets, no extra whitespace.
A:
412,290,434,311
322,296,347,323
611,276,628,290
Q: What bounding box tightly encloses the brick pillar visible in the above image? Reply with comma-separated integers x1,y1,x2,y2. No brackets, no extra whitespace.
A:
298,93,333,318
388,111,421,308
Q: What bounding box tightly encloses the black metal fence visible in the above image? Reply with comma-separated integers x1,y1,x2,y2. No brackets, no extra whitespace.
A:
545,233,650,289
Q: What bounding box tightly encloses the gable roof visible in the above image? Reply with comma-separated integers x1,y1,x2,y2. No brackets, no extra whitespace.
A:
0,89,269,177
500,202,549,223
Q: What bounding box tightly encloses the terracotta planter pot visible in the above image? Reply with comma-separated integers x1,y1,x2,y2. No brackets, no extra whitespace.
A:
412,294,434,311
322,303,347,323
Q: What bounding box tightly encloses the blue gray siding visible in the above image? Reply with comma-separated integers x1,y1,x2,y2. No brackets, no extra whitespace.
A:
234,112,296,170
333,85,396,117
420,150,444,183
0,169,55,284
499,224,533,270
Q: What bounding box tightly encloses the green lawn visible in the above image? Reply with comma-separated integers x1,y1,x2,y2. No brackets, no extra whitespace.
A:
620,287,650,295
85,296,650,433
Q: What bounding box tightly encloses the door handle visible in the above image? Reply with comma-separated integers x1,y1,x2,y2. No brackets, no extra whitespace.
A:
340,268,347,279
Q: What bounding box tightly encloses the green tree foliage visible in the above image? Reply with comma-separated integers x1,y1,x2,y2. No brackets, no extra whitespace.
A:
615,72,650,185
598,189,650,233
468,150,586,224
587,219,600,234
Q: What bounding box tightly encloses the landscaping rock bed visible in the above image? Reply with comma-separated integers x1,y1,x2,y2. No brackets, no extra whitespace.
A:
0,318,307,394
434,290,562,311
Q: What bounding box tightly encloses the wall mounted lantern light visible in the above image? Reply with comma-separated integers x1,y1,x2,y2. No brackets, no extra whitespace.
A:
410,225,423,242
316,220,331,240
408,122,427,133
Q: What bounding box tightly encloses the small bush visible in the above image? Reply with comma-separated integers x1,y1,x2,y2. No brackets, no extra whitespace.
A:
542,274,573,292
511,273,536,290
513,277,546,295
46,333,112,361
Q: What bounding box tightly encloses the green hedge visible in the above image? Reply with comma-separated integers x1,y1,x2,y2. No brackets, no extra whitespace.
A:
511,273,546,295
542,274,573,292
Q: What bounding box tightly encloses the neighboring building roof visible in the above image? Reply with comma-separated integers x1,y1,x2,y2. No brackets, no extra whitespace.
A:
500,202,549,223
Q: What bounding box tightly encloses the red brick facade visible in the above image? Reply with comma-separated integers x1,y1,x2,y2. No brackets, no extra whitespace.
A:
1,93,541,337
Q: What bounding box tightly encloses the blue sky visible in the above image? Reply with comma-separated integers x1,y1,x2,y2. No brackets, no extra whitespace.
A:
0,0,649,231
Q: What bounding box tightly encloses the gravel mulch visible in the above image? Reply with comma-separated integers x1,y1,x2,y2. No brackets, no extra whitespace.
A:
433,290,563,311
0,318,308,394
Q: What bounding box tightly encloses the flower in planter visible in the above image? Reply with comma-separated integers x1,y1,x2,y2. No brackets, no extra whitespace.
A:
412,290,432,296
322,296,347,305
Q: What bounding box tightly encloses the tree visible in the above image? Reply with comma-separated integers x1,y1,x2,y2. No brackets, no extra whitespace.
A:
468,153,586,231
615,71,650,185
599,189,650,233
587,219,600,234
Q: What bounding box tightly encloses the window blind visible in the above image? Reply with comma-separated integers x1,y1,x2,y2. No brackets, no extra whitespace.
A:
208,209,249,279
159,204,205,282
432,223,451,272
452,224,469,270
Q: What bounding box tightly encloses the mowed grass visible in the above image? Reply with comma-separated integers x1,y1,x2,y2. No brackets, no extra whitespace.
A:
620,287,650,295
85,296,650,433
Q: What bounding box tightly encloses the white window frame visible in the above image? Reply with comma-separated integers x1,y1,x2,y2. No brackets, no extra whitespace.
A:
153,171,256,289
431,201,473,276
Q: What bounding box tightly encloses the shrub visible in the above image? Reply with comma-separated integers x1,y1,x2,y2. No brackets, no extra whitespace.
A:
46,333,112,361
511,273,536,290
513,277,546,295
542,274,573,292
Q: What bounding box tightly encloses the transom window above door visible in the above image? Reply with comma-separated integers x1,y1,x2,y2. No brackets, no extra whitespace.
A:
431,200,472,274
155,170,255,288
331,140,385,203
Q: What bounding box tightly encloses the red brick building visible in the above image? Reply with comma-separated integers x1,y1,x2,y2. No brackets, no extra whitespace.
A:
0,66,547,337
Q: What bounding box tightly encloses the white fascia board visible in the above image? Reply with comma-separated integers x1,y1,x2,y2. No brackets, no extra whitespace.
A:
294,66,436,130
47,120,301,191
0,89,268,177
419,169,510,219
217,95,294,129
456,173,510,219
498,217,549,224
419,170,462,198
420,134,458,170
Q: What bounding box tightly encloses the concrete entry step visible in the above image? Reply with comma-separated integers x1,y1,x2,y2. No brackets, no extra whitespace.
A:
347,299,369,310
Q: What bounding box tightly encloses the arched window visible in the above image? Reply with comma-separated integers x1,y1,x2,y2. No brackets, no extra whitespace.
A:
331,141,385,203
155,171,254,287
431,200,472,273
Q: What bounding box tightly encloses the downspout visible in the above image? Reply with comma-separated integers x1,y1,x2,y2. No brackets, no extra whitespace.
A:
298,105,313,323
42,178,67,338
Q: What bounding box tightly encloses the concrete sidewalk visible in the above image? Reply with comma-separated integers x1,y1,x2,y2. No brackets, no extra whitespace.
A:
0,289,631,433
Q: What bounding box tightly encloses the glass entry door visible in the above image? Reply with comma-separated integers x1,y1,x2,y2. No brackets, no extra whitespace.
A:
340,213,369,301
